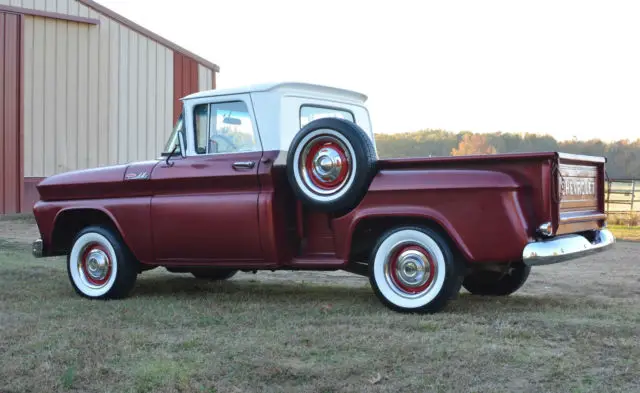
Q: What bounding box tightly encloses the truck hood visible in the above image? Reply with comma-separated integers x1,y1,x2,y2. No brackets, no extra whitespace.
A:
36,160,160,201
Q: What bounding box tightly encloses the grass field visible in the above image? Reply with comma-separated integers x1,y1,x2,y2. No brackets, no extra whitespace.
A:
1,218,640,392
609,225,640,241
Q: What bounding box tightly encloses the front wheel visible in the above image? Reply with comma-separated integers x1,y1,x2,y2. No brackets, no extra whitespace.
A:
368,226,462,313
67,225,138,299
462,262,531,296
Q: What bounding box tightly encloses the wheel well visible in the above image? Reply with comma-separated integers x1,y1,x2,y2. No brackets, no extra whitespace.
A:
348,216,466,265
51,209,117,255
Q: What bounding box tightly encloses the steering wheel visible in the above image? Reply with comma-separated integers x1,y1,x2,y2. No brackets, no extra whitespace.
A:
209,134,237,153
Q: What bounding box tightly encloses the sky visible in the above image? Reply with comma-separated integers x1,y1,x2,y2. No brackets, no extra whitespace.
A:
96,0,640,142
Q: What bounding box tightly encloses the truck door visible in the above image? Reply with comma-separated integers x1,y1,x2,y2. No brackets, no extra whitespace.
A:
150,95,264,264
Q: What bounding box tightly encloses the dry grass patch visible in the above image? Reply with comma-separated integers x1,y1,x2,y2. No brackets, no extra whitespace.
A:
1,239,640,393
609,225,640,241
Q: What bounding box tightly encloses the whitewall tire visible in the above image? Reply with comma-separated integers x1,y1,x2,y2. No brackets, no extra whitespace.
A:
368,226,462,313
287,117,377,213
67,225,137,299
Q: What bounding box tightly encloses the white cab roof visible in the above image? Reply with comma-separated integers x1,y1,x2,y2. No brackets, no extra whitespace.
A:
182,81,368,104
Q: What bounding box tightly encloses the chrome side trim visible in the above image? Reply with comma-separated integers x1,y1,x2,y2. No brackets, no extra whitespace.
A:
557,152,606,163
32,238,44,258
522,229,615,266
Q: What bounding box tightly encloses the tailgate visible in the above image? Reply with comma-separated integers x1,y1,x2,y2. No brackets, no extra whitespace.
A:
553,153,607,235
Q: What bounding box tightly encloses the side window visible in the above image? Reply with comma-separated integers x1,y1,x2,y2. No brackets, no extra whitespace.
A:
300,105,355,127
208,101,260,154
194,104,209,154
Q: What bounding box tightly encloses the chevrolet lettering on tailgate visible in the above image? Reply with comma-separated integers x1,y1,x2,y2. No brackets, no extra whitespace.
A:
561,174,596,197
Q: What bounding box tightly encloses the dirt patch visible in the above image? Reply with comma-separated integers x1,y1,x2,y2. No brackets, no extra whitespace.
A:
0,215,38,244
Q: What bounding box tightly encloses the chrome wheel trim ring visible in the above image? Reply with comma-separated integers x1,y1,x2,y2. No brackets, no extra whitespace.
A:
299,135,351,195
292,129,358,203
83,248,111,284
390,247,435,291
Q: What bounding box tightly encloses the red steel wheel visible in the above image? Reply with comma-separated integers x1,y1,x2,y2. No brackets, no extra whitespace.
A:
387,245,437,295
79,242,113,287
369,227,463,313
300,135,352,193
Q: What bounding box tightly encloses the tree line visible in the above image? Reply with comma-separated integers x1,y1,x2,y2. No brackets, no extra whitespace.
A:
373,130,640,179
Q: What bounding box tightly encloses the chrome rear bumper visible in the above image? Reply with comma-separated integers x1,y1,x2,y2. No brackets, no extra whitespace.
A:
522,229,615,266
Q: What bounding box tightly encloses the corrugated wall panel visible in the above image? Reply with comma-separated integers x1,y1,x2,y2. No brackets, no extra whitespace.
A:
76,19,88,169
198,64,213,92
22,14,176,177
55,19,67,174
146,41,157,160
66,21,78,171
136,34,147,161
0,0,92,16
127,27,137,160
173,52,198,122
23,14,32,178
0,12,22,214
164,48,173,153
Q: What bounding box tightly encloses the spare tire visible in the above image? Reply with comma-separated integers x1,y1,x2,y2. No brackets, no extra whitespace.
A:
287,117,377,212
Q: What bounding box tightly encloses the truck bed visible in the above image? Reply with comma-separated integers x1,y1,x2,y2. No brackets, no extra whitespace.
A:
377,151,606,238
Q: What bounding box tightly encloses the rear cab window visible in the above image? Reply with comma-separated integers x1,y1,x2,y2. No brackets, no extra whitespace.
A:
300,105,355,127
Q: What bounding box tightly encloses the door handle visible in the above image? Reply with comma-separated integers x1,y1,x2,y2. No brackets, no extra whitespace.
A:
232,161,255,169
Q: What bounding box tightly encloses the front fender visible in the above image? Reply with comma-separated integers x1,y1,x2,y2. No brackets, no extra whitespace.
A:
33,198,153,263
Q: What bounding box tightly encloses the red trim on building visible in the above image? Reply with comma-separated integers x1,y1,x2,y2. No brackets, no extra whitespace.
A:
173,52,199,122
0,5,100,25
1,12,22,214
19,14,25,212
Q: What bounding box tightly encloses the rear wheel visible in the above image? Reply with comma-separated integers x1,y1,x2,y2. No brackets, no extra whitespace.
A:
191,268,238,281
67,225,138,299
287,117,377,213
368,226,462,313
462,262,530,296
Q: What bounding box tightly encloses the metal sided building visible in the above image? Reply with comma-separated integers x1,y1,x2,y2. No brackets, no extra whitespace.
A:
0,0,219,214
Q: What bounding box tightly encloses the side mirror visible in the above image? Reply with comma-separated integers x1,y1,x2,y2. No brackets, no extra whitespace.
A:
177,129,187,158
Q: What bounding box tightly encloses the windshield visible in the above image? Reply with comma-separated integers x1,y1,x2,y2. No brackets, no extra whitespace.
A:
162,114,184,156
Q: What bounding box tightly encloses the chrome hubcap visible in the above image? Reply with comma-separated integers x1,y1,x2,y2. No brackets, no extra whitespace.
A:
298,134,352,196
312,147,344,183
395,249,430,288
85,249,110,281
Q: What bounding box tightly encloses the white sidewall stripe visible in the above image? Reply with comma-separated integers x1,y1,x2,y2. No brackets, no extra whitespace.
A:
373,230,447,309
69,232,118,297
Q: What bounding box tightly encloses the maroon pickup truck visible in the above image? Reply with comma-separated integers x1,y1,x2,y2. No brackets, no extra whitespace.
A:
31,82,615,313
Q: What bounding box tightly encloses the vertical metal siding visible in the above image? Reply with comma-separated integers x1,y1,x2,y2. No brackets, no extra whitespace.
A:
21,14,175,177
1,0,213,193
0,0,98,17
0,12,22,214
198,64,213,92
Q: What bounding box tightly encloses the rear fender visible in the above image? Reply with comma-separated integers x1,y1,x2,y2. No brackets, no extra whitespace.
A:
334,205,474,261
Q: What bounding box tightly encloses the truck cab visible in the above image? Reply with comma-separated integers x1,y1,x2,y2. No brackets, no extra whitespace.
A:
31,82,615,314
